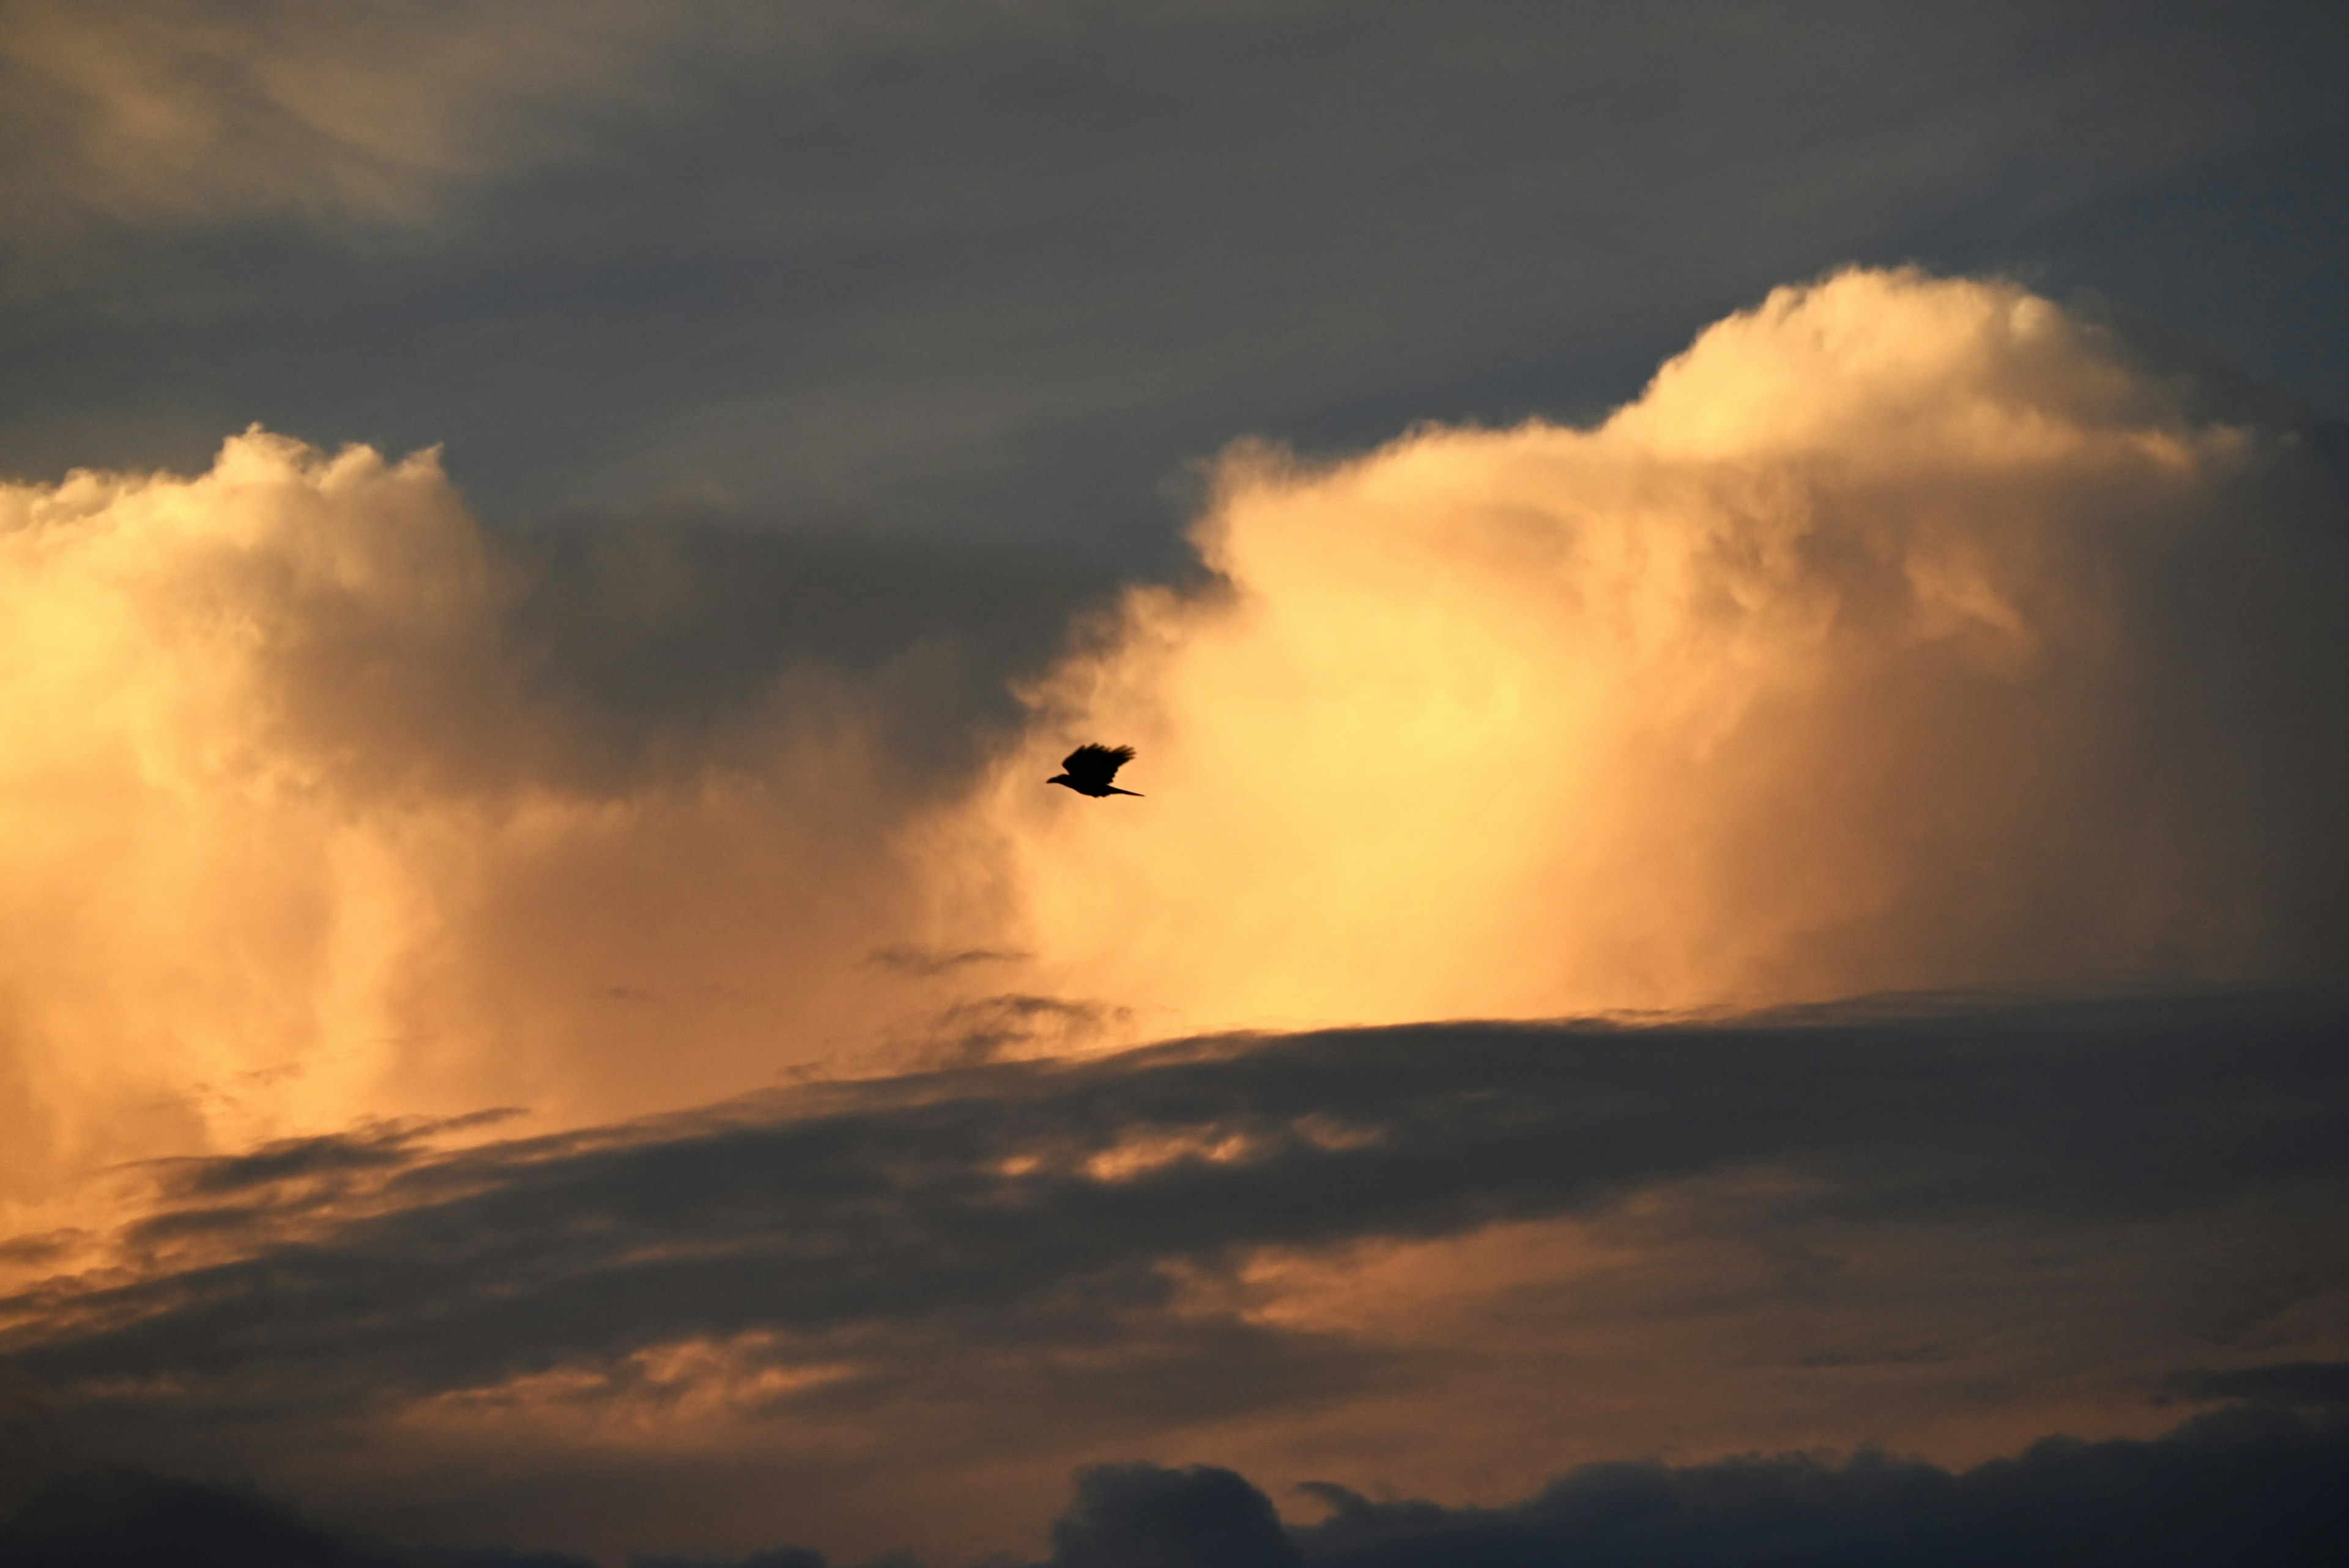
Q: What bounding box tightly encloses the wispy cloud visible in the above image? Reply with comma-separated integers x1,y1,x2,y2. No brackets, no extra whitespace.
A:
0,0,1048,234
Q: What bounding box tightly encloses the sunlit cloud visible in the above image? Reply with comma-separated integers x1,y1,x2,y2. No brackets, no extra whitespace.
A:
0,431,970,1224
5,267,2345,1230
2,0,2343,1554
2,265,2343,1559
956,268,2349,1035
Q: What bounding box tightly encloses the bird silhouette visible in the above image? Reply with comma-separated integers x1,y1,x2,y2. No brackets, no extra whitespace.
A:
1048,744,1143,797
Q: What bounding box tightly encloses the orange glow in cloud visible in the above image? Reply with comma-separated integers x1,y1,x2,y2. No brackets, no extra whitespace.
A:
0,433,932,1226
3,268,2342,1233
952,268,2348,1034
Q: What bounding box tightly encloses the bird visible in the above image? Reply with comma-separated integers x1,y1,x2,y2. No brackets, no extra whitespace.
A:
1048,743,1143,797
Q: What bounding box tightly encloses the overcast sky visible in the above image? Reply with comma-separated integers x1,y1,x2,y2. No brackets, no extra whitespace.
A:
2,3,2347,1564
4,0,2344,552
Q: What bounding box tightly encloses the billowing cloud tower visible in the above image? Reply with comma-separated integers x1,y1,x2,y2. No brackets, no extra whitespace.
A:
964,269,2349,1032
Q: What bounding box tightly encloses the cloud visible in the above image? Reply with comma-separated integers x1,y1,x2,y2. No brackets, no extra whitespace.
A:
1046,1462,1301,1568
5,264,2345,1257
1187,1406,2349,1568
0,430,1099,1223
955,267,2349,1034
4,268,2348,1556
13,2,2344,535
0,1,1070,235
3,991,2344,1559
9,1403,2348,1567
0,0,692,229
2165,1361,2349,1411
0,1468,412,1568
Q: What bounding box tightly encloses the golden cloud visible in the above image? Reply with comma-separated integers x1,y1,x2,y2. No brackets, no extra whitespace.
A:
4,267,2342,1236
951,268,2349,1034
0,432,935,1227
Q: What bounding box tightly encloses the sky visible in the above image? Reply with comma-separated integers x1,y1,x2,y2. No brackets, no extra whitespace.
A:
1,2,2346,1564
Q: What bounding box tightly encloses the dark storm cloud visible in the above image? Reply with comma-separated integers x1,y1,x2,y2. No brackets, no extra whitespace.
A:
4,1,2343,550
6,990,2345,1474
10,1407,2348,1566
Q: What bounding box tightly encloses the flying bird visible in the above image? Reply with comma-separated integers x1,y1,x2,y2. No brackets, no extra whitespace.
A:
1048,744,1143,797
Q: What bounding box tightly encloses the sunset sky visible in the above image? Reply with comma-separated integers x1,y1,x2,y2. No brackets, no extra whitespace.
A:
2,3,2346,1565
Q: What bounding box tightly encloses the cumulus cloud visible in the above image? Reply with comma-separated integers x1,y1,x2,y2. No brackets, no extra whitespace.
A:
6,261,2347,1318
954,268,2349,1035
0,431,1085,1226
5,267,2348,1556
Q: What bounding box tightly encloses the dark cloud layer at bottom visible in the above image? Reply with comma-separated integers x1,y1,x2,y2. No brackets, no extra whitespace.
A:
3,989,2345,1560
8,1398,2348,1567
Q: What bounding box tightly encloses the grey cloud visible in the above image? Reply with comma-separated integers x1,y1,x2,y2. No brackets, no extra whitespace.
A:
5,1,2342,548
0,1468,604,1568
1045,1463,1302,1568
0,1232,83,1268
2166,1361,2349,1410
498,516,1127,788
0,1470,409,1568
0,1,1025,234
866,949,1030,978
638,1551,837,1568
5,990,2345,1496
1281,1406,2349,1566
9,1407,2348,1567
881,994,1135,1068
164,1113,527,1203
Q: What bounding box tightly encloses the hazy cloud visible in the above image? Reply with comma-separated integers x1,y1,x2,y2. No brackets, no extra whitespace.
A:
0,0,1050,234
0,0,698,229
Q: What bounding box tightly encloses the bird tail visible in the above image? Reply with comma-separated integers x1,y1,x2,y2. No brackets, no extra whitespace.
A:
1108,788,1143,797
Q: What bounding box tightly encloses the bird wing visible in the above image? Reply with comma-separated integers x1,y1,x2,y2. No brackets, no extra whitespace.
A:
1061,743,1135,785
